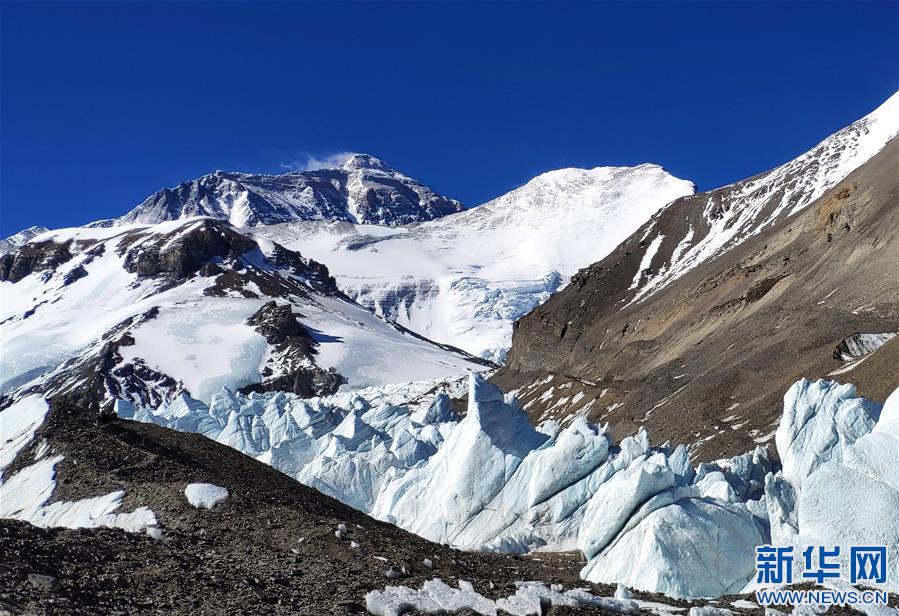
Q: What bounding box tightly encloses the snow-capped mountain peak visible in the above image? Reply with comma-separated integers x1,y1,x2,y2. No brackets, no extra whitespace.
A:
627,90,899,303
0,217,487,411
93,154,464,229
257,162,695,361
338,152,394,173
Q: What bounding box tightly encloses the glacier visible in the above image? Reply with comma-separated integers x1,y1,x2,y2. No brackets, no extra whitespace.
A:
5,370,896,600
104,371,898,598
765,379,899,592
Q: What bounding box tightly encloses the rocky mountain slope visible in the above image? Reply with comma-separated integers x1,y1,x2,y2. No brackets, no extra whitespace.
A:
0,218,487,413
496,93,899,461
95,154,464,228
257,164,694,361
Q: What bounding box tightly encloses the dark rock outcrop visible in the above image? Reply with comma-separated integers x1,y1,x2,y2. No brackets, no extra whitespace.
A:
30,308,179,414
0,240,74,283
120,220,257,278
241,301,345,398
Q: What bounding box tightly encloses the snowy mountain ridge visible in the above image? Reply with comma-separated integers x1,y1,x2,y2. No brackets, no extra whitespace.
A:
257,163,695,361
0,226,50,255
94,153,464,228
8,93,894,364
253,94,897,362
498,90,899,457
628,90,899,303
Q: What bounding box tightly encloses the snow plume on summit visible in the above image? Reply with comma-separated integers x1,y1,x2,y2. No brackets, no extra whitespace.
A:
287,151,361,172
105,372,897,598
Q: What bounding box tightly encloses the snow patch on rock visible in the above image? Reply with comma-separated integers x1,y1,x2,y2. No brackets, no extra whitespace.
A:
0,455,156,532
366,579,641,616
184,483,230,510
0,395,50,471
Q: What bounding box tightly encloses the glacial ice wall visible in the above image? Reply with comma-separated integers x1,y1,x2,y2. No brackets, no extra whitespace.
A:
114,373,898,598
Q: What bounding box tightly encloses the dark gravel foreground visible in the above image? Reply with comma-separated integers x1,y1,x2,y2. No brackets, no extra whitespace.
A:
0,401,884,615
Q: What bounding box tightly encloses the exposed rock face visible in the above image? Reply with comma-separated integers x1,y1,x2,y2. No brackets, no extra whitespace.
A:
1,218,486,414
496,137,899,462
120,220,258,278
241,301,345,398
99,153,464,228
0,221,350,409
0,240,74,283
10,308,180,414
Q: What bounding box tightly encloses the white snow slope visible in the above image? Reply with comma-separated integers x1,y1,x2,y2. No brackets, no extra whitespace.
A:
0,219,486,408
250,93,897,361
0,226,50,255
256,164,694,361
106,371,898,599
630,91,899,304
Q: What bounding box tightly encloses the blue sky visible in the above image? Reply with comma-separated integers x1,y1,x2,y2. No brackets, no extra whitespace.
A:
1,0,897,235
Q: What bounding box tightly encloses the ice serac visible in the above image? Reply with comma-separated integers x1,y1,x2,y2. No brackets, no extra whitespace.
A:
121,371,770,598
103,153,464,228
577,440,770,598
775,379,880,486
258,163,694,360
371,374,550,543
765,380,899,592
100,367,899,600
